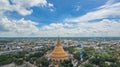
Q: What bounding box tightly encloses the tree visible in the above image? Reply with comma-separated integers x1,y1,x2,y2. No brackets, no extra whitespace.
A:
99,62,109,67
83,64,94,67
61,60,73,67
14,58,23,65
73,52,80,60
0,54,13,65
110,63,118,67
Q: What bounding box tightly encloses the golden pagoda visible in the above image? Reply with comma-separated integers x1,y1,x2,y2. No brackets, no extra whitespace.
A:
49,37,68,61
46,37,73,67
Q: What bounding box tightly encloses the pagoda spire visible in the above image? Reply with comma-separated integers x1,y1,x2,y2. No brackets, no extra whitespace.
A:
56,37,61,46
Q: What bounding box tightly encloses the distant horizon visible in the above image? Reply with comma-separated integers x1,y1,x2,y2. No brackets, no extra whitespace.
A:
0,36,120,38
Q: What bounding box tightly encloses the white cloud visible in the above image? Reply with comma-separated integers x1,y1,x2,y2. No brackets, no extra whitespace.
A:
65,1,120,22
42,23,64,30
40,19,120,37
48,3,54,7
0,18,120,37
0,0,53,16
0,0,12,14
49,9,54,12
48,3,54,12
0,17,40,36
98,0,115,9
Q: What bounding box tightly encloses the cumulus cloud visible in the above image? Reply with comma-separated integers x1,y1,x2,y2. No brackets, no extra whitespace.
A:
0,0,53,16
0,17,40,36
39,0,120,37
0,0,55,37
40,19,120,37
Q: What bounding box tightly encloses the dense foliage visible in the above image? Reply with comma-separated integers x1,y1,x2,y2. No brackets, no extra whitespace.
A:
0,45,120,67
0,46,52,66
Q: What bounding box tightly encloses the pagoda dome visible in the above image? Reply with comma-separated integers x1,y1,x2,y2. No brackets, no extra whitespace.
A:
50,37,68,60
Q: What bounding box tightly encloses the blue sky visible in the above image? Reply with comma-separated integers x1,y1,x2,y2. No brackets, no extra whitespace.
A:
6,0,107,24
0,0,120,37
